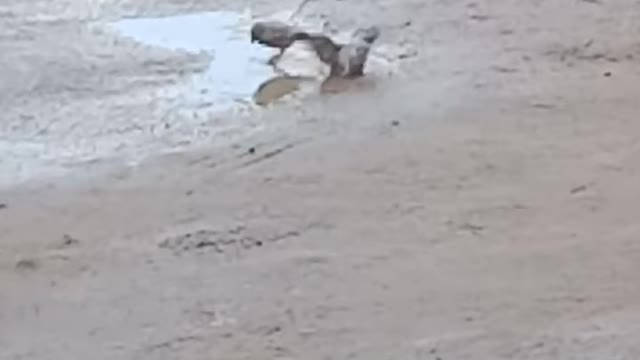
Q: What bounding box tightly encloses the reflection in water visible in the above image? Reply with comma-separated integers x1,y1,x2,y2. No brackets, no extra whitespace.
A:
253,76,313,105
320,74,379,94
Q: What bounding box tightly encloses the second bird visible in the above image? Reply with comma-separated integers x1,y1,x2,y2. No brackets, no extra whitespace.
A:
293,26,381,78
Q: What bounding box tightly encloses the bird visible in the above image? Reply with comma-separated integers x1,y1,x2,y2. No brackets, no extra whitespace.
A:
290,32,343,67
292,25,381,78
340,26,381,77
250,20,308,65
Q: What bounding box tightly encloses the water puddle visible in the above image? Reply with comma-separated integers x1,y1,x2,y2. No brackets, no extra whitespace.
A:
106,10,399,111
107,11,324,110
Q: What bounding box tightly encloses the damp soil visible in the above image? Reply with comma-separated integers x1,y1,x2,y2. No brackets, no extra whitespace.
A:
10,2,640,360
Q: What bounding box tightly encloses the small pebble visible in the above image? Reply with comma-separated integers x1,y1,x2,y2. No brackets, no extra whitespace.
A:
391,120,400,126
61,234,80,247
603,71,612,77
248,147,256,154
0,203,6,210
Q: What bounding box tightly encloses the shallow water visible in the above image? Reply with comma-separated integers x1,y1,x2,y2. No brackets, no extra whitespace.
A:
109,11,297,110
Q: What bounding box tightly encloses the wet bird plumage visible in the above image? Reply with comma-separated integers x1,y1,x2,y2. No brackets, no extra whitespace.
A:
293,26,381,78
249,20,380,77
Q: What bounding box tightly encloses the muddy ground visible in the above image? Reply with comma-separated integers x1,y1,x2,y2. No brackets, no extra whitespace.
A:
2,0,640,359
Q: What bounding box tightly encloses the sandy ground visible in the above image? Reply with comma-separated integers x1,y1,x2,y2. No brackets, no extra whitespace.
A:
3,0,640,359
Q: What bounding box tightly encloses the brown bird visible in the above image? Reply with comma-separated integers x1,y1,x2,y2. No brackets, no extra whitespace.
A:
293,26,381,78
250,20,308,65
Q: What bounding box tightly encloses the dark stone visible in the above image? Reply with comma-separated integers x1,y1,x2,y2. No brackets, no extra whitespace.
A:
61,234,80,247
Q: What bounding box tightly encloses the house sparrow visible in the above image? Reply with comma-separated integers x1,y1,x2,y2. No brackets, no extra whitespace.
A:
250,20,308,64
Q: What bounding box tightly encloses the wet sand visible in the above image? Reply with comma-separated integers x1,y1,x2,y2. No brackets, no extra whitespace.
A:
3,0,640,359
